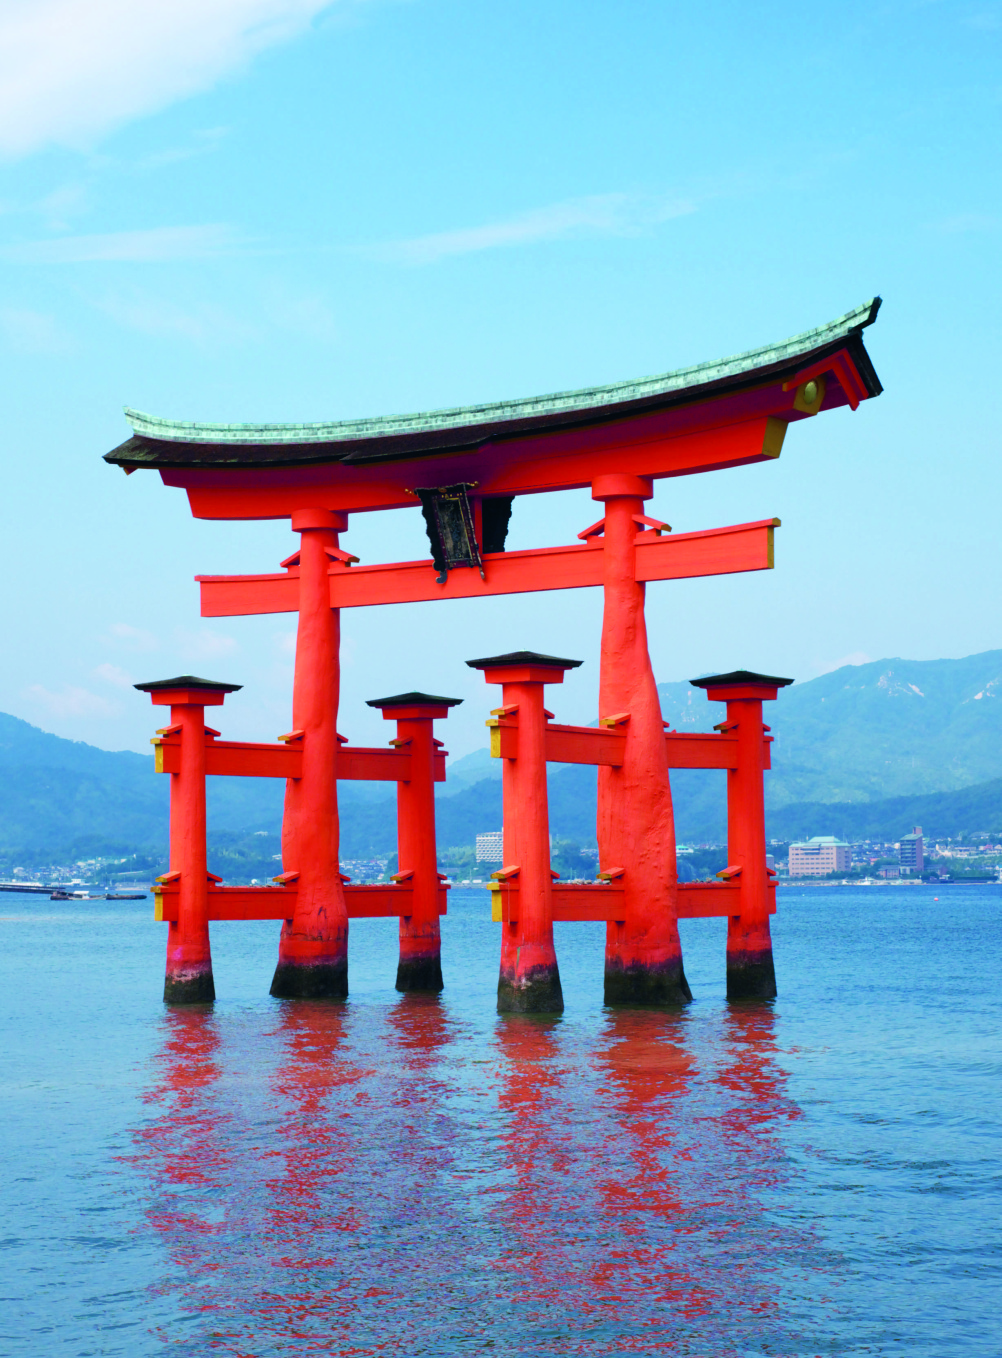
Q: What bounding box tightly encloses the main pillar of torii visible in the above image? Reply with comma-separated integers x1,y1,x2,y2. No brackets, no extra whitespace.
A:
104,301,883,1001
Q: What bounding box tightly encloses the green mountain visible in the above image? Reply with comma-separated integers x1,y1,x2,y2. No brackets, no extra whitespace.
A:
658,650,1002,806
768,777,1002,843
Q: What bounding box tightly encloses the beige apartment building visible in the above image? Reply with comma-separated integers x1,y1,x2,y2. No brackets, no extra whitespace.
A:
788,835,851,876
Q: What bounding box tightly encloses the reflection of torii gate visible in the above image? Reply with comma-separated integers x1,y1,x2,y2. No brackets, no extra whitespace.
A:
108,299,882,1008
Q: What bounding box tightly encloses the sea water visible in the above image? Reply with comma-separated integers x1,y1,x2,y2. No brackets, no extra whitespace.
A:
0,884,999,1356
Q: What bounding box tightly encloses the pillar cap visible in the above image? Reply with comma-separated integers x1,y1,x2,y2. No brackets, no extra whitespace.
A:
691,669,792,702
466,650,582,671
690,670,792,689
366,691,463,709
135,675,241,706
135,675,242,693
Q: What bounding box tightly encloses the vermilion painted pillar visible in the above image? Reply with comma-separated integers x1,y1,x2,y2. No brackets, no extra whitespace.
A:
271,508,350,999
136,676,241,1003
592,474,690,1006
467,651,580,1014
365,691,462,992
691,671,792,1000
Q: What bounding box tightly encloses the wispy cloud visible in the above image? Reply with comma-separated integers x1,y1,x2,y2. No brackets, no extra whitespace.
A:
0,1,346,159
175,627,239,661
94,289,259,346
136,126,230,171
0,307,74,353
368,193,698,265
93,662,135,689
107,622,160,652
1,223,242,264
928,212,996,234
24,683,117,719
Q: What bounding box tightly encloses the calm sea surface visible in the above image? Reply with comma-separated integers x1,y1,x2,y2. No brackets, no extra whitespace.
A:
1,883,999,1356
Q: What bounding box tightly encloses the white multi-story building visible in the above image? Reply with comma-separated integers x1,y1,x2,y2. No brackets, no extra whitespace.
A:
788,836,851,876
476,831,504,864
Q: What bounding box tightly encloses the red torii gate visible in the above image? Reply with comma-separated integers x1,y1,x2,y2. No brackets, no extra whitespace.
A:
108,299,882,1007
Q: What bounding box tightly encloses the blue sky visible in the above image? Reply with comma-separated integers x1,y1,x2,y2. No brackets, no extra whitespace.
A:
0,0,999,759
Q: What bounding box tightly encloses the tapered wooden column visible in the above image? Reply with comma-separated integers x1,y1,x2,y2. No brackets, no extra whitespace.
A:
366,691,462,992
468,651,579,1014
691,671,792,1000
271,508,350,999
592,474,690,1006
136,676,241,1003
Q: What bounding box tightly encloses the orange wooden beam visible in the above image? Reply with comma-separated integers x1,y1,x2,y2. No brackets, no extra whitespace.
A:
176,415,786,521
488,721,769,771
198,517,778,618
153,732,445,781
154,882,449,922
490,879,776,924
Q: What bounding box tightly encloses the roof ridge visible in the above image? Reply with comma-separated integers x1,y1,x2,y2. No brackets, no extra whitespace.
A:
123,298,880,447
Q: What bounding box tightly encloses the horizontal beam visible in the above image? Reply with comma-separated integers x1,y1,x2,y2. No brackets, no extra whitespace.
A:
490,723,769,771
154,882,448,921
490,879,775,923
177,415,786,520
198,518,778,617
154,735,445,781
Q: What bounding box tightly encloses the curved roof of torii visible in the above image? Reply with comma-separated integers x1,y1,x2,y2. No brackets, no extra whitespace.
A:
105,298,881,472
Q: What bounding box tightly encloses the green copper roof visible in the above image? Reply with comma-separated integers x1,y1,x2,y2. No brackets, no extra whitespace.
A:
121,299,880,448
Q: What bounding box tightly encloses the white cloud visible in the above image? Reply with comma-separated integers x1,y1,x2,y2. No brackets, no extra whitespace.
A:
24,683,117,718
95,288,258,345
93,662,135,689
175,627,239,661
1,223,242,263
107,622,160,652
368,193,698,265
0,307,73,353
0,0,341,159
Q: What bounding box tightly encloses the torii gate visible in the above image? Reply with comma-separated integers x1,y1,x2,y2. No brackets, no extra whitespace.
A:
107,299,882,1007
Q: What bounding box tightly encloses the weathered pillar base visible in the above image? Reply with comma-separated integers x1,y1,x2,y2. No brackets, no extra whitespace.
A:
498,965,564,1014
726,955,777,1000
270,959,348,1000
726,917,776,1000
164,966,215,1005
604,961,692,1007
395,953,444,993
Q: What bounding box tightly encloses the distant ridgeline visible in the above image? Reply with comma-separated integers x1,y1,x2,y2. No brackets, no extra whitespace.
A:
1,650,1001,867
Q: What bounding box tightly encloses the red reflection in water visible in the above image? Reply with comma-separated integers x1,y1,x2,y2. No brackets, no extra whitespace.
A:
131,998,812,1356
131,1008,229,1300
490,1006,809,1355
250,1001,370,1353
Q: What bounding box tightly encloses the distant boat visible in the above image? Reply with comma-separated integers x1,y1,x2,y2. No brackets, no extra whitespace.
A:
104,892,149,900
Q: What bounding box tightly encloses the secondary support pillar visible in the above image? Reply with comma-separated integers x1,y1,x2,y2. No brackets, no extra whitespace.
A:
366,691,462,992
691,670,792,1000
468,651,579,1014
136,676,241,1004
271,508,350,1000
591,474,690,1006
